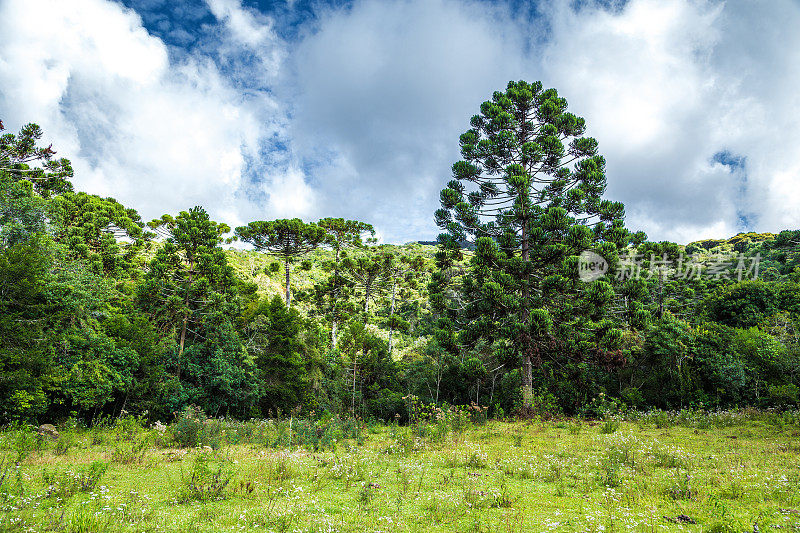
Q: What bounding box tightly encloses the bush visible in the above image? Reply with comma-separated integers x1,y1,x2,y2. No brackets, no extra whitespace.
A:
171,405,206,448
43,461,108,499
177,452,235,502
110,434,150,464
53,432,75,456
112,414,146,442
11,425,41,462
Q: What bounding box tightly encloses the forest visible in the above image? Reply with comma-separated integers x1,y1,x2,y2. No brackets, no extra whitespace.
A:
1,80,799,427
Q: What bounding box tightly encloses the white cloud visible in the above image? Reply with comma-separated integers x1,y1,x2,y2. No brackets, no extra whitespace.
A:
0,0,294,231
539,0,800,242
262,166,317,218
287,0,800,243
289,0,528,241
206,0,272,47
204,0,284,77
2,0,799,244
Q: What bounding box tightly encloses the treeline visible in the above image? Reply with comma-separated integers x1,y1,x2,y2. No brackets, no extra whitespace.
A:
0,121,460,423
429,80,800,416
2,81,799,425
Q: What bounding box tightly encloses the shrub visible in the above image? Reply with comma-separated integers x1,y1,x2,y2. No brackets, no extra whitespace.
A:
112,414,146,442
171,405,206,448
53,432,75,456
110,435,150,464
43,461,108,499
599,416,620,434
177,452,235,503
11,425,41,462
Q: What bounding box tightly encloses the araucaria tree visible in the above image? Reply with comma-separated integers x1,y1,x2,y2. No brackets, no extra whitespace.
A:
344,252,387,314
317,218,375,348
0,121,73,197
139,207,235,371
433,80,633,410
235,219,326,307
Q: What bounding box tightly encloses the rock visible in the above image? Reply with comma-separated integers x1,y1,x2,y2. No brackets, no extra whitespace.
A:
663,515,696,524
38,424,59,440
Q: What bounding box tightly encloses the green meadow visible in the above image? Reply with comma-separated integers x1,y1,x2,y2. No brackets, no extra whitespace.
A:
1,410,799,533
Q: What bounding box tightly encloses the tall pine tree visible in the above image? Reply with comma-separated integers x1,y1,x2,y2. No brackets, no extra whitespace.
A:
317,218,375,348
235,219,325,307
433,80,636,409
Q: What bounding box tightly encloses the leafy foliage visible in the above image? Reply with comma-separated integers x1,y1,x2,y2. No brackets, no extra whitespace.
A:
1,105,799,425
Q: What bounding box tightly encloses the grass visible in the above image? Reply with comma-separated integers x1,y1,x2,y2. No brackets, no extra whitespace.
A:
1,412,799,532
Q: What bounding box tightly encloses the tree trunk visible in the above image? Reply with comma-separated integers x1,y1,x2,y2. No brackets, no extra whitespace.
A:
435,350,443,404
351,351,358,416
520,221,533,409
489,373,497,408
332,246,340,349
388,278,397,356
178,260,194,380
284,256,291,307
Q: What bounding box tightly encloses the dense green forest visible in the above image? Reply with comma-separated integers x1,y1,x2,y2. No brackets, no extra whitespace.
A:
2,81,799,425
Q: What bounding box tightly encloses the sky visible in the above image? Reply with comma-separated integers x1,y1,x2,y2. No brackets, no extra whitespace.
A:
1,0,799,244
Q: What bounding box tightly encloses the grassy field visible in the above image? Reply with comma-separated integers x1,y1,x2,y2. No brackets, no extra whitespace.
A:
1,410,799,532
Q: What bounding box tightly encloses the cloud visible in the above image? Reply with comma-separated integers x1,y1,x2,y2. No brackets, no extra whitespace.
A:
203,0,284,81
0,0,290,229
538,0,800,242
2,0,799,245
288,0,800,243
289,0,529,241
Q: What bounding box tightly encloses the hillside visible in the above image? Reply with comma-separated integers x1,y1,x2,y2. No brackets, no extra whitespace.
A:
225,242,441,361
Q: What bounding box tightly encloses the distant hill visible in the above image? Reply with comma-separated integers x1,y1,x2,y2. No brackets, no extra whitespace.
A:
686,232,777,253
416,239,476,250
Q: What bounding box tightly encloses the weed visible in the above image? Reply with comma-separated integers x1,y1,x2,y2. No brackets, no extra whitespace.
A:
171,405,206,448
599,416,620,434
489,478,516,508
177,452,235,503
0,412,796,531
651,446,685,468
12,426,41,462
43,461,108,499
53,432,75,456
358,481,379,506
465,449,488,469
110,435,150,464
567,420,583,435
69,505,110,533
666,470,693,500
